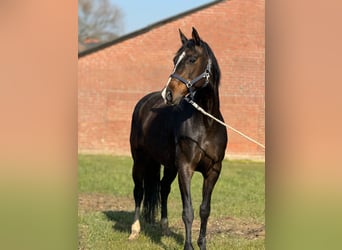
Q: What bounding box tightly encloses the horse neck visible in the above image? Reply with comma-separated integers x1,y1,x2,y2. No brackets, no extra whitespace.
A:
195,82,221,119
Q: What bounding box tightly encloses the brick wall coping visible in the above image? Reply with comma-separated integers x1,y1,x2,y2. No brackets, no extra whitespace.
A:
78,0,226,58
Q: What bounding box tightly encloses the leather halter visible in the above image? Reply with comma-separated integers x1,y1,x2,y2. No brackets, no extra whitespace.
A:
169,58,212,99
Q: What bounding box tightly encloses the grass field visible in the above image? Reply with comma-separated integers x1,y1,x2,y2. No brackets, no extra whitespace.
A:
78,155,265,249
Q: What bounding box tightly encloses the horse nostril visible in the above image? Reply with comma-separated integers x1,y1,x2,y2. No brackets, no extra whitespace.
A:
166,89,172,103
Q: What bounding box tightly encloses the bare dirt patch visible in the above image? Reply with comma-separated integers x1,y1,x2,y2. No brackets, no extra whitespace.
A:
207,216,265,240
79,193,134,213
170,217,265,240
78,193,265,239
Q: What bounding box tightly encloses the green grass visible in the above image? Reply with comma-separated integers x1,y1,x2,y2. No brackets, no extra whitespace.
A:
78,155,134,196
78,154,265,249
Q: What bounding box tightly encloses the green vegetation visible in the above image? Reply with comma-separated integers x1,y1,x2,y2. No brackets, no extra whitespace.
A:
79,154,265,249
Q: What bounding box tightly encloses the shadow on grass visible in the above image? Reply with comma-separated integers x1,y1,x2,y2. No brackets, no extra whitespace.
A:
103,210,184,248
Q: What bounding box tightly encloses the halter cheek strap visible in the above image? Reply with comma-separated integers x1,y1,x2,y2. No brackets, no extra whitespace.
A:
170,59,212,99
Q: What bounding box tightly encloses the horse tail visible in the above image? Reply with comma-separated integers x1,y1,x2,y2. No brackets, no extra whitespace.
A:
142,162,161,223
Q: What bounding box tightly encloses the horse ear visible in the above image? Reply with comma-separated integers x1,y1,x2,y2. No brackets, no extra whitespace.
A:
192,27,201,45
179,29,188,45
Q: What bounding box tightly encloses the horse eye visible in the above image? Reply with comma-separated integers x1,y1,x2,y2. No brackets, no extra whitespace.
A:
188,56,197,64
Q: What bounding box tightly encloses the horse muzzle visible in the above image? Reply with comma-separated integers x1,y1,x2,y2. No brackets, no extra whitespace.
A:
161,86,184,105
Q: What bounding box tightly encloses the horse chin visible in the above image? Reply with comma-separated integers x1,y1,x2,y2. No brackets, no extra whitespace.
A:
172,96,183,105
166,96,183,106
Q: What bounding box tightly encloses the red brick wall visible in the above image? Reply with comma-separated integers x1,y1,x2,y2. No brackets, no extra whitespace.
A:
78,0,265,158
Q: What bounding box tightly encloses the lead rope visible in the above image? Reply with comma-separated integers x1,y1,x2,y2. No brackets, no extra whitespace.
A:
185,98,265,149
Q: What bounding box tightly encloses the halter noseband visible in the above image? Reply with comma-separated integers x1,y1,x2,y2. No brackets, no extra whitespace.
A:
169,58,212,99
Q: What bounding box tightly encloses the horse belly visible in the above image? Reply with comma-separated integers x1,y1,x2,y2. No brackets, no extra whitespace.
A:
143,125,175,165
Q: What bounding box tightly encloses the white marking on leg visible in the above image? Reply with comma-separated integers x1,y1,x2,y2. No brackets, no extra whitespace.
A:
128,220,141,240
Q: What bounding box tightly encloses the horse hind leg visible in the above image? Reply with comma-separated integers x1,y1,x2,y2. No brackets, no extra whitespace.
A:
129,161,144,240
160,166,177,235
197,163,221,250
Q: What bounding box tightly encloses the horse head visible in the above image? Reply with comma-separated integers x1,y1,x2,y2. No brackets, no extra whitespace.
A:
162,27,213,105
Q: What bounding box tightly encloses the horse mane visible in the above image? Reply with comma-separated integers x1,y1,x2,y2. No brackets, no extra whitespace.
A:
201,40,221,88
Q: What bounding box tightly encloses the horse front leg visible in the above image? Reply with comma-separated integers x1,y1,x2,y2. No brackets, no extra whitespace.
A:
197,163,221,250
178,166,195,250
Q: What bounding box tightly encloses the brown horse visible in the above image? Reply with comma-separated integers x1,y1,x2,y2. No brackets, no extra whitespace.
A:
129,28,227,250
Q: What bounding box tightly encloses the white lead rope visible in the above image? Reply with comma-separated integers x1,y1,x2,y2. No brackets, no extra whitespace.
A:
186,98,265,149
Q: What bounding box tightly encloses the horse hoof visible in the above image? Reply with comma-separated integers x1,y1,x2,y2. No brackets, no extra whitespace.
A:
128,232,139,240
162,227,171,236
161,218,171,236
